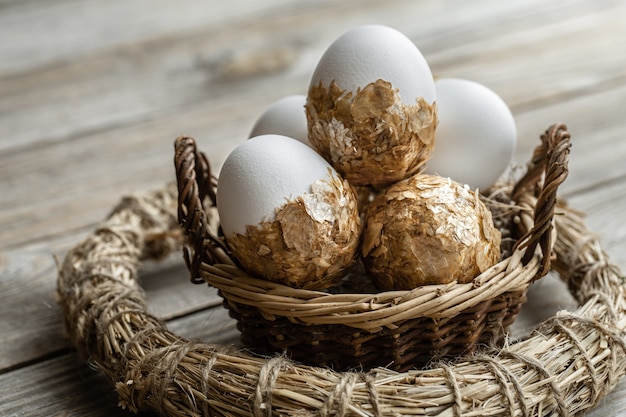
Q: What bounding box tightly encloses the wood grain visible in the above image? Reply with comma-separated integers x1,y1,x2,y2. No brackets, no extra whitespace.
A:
0,307,239,417
1,0,625,415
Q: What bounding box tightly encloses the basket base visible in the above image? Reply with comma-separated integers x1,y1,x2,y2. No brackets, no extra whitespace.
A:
225,290,526,371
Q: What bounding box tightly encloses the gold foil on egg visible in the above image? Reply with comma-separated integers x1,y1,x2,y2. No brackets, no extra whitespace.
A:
306,79,437,188
361,174,502,290
226,170,361,290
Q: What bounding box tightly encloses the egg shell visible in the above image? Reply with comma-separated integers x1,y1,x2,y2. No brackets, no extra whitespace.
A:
425,78,517,191
249,95,310,146
361,173,502,290
306,25,438,187
310,25,436,104
217,134,334,237
216,134,362,290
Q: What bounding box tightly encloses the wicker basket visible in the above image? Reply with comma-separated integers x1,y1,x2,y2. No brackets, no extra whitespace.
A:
56,124,626,415
174,124,571,371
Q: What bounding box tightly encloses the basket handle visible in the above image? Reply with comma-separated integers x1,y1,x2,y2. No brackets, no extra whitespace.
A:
511,123,571,274
174,136,225,284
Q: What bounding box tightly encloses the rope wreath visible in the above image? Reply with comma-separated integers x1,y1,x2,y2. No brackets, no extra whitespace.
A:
57,127,626,416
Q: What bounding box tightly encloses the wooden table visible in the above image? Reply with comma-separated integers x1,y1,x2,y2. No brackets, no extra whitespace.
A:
2,0,625,415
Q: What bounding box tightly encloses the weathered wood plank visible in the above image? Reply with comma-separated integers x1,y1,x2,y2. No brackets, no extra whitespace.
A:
1,355,130,417
0,0,340,77
2,0,626,415
2,0,622,153
0,306,239,417
1,1,624,250
588,387,626,417
515,84,626,195
1,0,566,78
428,0,626,107
565,179,626,267
0,235,222,371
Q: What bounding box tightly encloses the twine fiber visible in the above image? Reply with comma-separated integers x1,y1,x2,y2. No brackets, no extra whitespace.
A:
57,138,626,416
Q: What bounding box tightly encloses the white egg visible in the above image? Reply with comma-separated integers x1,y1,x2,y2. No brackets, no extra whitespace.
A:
425,78,517,191
218,135,333,237
249,95,310,146
216,134,360,289
310,25,436,104
306,25,438,187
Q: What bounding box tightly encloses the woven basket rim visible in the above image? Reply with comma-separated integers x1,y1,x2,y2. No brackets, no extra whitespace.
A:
199,248,539,329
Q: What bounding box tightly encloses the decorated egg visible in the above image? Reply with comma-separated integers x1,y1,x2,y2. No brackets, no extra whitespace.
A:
216,134,361,290
425,78,517,191
361,173,501,290
306,25,437,188
249,95,310,146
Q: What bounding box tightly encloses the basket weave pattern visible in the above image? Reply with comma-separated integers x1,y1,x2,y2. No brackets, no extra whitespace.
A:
173,125,569,371
55,124,626,416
